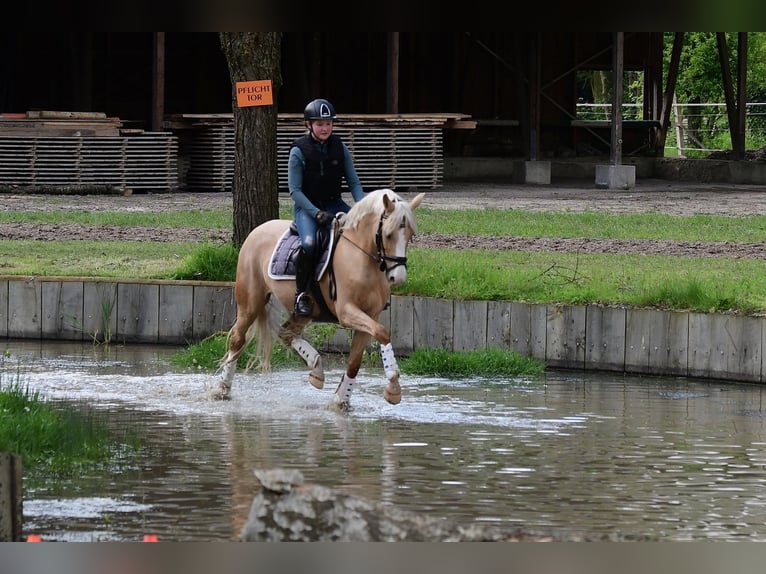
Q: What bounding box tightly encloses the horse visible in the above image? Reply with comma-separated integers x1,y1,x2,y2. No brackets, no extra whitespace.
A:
210,188,426,409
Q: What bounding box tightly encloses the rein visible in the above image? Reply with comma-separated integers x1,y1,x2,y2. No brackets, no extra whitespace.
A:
341,212,408,273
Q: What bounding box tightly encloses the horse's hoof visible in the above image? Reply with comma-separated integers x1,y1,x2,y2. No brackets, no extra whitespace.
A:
383,389,401,405
209,386,232,401
330,396,351,413
309,373,324,389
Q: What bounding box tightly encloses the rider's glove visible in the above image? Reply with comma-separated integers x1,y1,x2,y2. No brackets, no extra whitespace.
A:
315,210,333,226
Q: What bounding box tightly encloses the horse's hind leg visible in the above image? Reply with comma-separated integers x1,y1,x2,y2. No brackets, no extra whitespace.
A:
279,316,324,389
211,304,259,400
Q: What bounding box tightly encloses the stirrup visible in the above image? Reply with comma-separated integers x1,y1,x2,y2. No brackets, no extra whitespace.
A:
294,292,313,316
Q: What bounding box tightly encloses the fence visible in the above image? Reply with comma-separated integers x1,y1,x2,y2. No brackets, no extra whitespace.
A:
577,102,766,157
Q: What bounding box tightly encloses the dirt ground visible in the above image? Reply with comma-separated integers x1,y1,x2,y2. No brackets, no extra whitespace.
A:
3,178,766,259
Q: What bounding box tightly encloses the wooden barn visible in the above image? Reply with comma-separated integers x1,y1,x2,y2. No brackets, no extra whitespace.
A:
0,32,749,191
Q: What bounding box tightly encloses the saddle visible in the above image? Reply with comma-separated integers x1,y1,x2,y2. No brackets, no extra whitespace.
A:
267,222,336,282
268,221,341,322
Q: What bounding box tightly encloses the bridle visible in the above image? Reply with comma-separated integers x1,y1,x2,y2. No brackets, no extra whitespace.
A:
341,211,409,274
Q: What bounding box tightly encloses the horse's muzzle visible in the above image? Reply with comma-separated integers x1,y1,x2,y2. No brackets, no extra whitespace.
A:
388,269,407,286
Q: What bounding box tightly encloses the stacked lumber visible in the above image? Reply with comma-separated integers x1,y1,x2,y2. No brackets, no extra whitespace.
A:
169,112,472,191
164,112,476,130
0,111,122,137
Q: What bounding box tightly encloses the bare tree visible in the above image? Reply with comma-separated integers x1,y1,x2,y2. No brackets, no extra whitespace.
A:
220,33,283,246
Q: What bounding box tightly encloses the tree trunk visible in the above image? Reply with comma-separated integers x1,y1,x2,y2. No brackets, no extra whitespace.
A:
219,33,283,247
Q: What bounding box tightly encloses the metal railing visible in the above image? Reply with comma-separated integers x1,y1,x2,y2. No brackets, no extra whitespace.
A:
577,102,766,157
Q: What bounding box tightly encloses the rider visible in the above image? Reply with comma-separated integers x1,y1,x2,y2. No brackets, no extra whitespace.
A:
288,98,365,316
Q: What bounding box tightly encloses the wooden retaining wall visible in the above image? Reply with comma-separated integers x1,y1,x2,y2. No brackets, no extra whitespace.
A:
0,277,236,345
1,277,764,384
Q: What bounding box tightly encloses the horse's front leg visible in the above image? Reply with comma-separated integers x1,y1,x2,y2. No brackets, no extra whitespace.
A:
331,329,371,411
335,304,401,406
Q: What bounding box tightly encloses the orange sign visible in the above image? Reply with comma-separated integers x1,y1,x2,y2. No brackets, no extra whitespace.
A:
236,80,273,107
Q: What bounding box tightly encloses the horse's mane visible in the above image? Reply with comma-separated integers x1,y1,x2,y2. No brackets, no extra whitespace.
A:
344,188,418,233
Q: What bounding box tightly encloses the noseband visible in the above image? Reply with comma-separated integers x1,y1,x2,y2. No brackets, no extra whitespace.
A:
374,212,409,273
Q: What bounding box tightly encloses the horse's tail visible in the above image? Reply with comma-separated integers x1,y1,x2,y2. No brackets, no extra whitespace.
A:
246,295,284,374
252,311,274,374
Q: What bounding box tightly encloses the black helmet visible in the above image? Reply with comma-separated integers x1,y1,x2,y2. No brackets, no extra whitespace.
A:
304,98,336,121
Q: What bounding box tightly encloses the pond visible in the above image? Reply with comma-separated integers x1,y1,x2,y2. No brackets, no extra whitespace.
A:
5,339,766,542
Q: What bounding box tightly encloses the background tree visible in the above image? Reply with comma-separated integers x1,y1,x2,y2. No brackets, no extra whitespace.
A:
220,33,283,247
665,32,766,153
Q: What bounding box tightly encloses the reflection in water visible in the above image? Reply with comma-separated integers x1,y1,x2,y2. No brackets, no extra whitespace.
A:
4,339,766,541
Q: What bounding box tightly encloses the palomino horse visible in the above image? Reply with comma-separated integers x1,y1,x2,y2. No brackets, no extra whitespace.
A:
211,188,426,409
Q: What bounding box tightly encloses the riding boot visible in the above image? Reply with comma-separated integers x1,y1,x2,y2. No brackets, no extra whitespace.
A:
294,247,314,317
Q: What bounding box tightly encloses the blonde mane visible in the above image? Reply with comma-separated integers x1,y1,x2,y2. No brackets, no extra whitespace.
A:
344,188,418,233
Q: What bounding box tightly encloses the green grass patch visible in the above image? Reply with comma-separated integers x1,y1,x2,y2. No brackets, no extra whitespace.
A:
416,208,766,243
0,209,232,229
168,332,302,371
394,248,766,314
0,240,200,278
400,347,545,378
0,356,143,476
169,331,546,378
170,243,239,281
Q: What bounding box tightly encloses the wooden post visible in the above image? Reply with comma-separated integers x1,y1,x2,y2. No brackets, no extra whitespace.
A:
386,33,399,114
0,452,23,542
610,32,624,166
152,32,166,133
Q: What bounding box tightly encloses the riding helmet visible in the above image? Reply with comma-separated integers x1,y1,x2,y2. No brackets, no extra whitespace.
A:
304,98,336,121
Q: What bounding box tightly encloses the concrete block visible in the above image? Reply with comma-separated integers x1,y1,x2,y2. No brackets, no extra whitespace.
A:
513,160,551,184
595,164,636,189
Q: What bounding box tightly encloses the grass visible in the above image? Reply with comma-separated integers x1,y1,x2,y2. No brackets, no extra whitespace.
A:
398,249,766,314
416,208,766,242
0,209,232,229
0,240,202,278
168,328,547,377
2,206,766,313
400,347,546,378
0,352,143,476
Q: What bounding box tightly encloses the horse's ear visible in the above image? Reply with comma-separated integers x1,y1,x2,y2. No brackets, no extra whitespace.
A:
409,192,426,210
383,192,396,213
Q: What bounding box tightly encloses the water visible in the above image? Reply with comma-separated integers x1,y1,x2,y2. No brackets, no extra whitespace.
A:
5,340,766,542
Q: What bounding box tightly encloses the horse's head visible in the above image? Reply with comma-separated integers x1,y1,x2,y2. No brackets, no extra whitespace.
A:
343,188,425,285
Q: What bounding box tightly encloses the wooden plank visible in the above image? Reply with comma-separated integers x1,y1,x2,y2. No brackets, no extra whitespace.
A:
413,297,453,351
625,309,688,376
26,110,108,119
325,326,351,353
390,295,415,354
453,300,488,352
7,279,41,338
41,281,84,340
509,302,547,361
687,313,762,382
545,304,586,369
0,280,7,338
82,282,118,344
0,452,23,542
585,305,626,372
476,119,519,127
166,112,471,131
117,283,159,343
486,301,511,350
159,284,194,344
192,284,236,340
